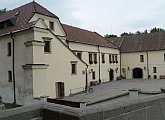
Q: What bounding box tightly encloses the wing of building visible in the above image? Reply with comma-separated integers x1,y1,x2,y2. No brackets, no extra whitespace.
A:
108,32,165,80
0,1,120,105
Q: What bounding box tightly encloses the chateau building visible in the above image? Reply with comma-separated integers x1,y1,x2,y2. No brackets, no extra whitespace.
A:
0,2,120,105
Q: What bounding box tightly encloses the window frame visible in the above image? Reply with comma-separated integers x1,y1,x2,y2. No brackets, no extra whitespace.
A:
71,61,78,75
8,71,12,82
49,21,54,31
102,54,105,63
89,53,93,64
77,52,82,59
153,67,157,73
94,53,97,64
7,42,11,56
140,55,144,62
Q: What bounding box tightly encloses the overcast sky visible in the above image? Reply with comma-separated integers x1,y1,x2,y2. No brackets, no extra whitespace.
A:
0,0,165,36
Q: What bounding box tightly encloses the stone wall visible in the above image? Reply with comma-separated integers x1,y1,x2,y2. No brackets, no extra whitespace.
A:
1,94,165,120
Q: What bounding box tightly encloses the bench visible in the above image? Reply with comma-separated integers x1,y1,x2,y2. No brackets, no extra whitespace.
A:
160,75,165,79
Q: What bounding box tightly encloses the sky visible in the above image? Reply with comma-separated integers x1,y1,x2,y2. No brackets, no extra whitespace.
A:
0,0,165,36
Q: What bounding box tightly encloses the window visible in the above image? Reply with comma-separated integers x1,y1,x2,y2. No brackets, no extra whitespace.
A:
49,21,54,30
112,55,115,63
94,53,97,64
44,41,51,53
115,55,118,63
7,42,11,56
153,67,157,73
109,54,112,64
164,54,165,62
89,53,93,64
154,75,157,79
71,62,77,75
92,71,95,80
102,54,105,63
77,52,82,59
8,71,12,82
140,55,144,62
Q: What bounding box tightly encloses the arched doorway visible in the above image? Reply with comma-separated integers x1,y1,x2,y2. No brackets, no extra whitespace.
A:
133,68,143,78
109,69,114,81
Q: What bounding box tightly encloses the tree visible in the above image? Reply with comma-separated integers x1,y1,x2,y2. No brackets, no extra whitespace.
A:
104,34,117,38
0,8,8,14
150,27,165,33
120,32,129,37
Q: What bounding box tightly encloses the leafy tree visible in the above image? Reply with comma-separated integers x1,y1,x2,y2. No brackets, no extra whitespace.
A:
104,34,117,38
0,8,8,14
120,32,129,37
150,27,165,33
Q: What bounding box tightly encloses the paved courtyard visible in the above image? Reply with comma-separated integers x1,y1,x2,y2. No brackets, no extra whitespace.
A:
62,79,165,104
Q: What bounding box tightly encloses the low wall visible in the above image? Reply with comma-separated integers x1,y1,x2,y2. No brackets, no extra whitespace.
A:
1,94,165,120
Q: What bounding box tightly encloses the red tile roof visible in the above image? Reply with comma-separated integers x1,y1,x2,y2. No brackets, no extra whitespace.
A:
108,32,165,52
0,1,58,36
62,24,118,49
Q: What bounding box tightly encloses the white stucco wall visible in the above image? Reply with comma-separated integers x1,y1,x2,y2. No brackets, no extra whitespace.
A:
121,50,165,79
68,42,120,83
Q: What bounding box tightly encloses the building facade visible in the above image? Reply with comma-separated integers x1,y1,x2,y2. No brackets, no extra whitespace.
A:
0,2,120,105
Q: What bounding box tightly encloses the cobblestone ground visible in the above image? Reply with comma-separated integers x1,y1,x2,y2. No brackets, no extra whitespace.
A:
63,79,165,102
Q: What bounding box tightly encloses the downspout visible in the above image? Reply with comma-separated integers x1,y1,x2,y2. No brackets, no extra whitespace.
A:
146,51,149,79
119,48,121,77
98,45,101,81
10,32,16,104
85,65,89,92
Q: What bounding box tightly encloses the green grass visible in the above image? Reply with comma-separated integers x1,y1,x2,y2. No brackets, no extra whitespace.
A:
4,103,21,109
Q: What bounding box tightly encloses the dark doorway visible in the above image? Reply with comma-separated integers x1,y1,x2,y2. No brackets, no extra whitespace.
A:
109,69,114,81
133,68,143,78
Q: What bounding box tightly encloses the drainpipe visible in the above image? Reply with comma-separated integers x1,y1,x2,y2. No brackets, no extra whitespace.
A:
10,32,16,104
146,51,149,79
85,65,89,92
98,45,101,81
119,48,121,77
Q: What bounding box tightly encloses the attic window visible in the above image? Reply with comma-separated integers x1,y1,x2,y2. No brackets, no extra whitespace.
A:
49,21,54,30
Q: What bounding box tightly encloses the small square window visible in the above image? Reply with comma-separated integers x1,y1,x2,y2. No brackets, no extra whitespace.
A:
8,71,12,82
49,21,54,30
7,42,11,56
44,41,51,53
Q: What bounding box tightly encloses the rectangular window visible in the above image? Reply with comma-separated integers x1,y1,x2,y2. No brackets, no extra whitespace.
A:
153,67,157,73
7,42,11,56
77,52,82,59
8,71,12,82
112,55,115,63
102,54,105,63
92,71,95,80
71,62,77,75
164,54,165,62
94,53,97,64
140,55,144,62
44,41,51,53
89,53,93,64
109,54,112,64
49,21,54,30
115,55,118,63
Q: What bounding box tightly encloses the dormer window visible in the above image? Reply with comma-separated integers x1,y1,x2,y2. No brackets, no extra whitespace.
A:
49,21,54,30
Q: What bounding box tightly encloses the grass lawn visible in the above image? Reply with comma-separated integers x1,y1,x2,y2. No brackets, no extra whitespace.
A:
4,103,21,109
